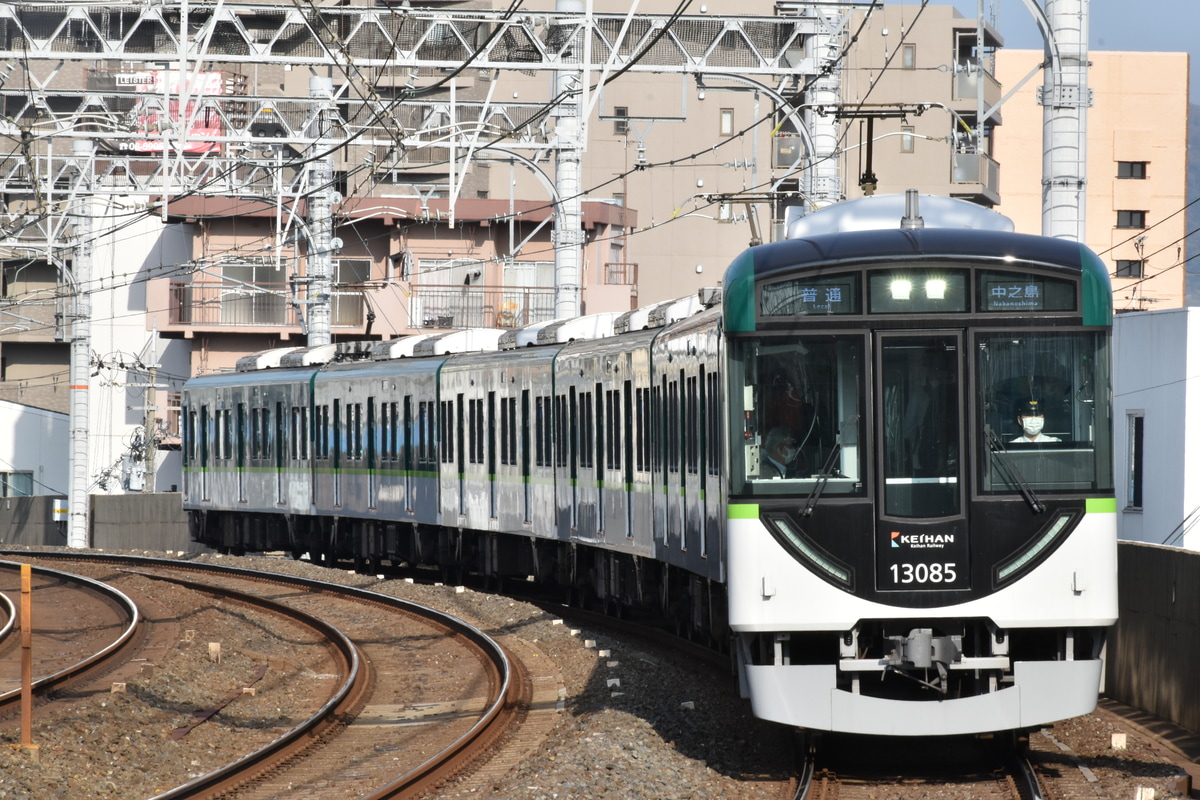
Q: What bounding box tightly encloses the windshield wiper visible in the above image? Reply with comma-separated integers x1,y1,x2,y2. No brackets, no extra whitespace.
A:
986,426,1045,513
800,443,844,517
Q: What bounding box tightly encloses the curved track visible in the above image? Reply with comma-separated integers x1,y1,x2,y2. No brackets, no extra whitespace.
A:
0,552,518,800
0,559,140,709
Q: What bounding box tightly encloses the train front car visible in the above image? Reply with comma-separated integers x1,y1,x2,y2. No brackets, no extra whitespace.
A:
723,195,1116,737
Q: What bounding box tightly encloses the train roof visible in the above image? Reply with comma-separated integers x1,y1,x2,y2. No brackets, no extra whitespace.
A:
724,195,1112,332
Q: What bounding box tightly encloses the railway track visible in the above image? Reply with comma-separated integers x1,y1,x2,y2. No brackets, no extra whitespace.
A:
0,560,140,709
0,552,525,799
793,734,1045,800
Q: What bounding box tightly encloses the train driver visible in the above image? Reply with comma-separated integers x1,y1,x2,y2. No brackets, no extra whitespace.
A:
762,427,801,479
1011,399,1060,443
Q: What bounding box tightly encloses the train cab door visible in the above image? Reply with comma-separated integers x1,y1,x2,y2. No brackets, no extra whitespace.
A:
873,332,971,592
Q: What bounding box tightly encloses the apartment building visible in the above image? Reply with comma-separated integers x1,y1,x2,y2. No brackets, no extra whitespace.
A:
994,50,1190,311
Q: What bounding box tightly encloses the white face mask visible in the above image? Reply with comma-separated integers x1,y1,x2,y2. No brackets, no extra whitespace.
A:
1021,416,1045,437
781,446,798,464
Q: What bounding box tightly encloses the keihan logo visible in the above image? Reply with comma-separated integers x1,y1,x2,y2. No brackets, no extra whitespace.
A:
891,532,956,549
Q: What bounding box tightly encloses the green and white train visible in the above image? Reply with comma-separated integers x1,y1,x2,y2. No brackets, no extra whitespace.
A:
184,193,1117,736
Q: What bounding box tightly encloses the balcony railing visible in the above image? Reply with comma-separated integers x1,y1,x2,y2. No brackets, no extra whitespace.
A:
168,281,365,328
605,262,638,285
411,285,555,329
953,63,1001,111
951,151,1000,204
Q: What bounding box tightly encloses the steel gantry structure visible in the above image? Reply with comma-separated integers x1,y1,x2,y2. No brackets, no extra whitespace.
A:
0,1,866,546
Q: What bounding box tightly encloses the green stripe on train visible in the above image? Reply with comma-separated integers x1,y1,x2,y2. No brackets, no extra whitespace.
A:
727,503,760,519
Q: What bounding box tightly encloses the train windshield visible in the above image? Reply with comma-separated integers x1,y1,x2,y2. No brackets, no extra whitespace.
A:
978,332,1113,493
728,336,866,497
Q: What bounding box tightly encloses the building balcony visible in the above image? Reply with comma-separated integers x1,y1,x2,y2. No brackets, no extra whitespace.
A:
411,284,555,330
161,281,369,337
950,151,1001,207
952,63,1002,124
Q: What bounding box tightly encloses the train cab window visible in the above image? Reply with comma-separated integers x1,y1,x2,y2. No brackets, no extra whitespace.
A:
880,336,961,518
729,336,865,497
978,332,1113,493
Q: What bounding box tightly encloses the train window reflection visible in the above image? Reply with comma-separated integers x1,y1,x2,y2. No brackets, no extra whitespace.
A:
978,332,1113,493
729,336,865,497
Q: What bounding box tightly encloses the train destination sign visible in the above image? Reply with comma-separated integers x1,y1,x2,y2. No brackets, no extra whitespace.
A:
761,277,860,316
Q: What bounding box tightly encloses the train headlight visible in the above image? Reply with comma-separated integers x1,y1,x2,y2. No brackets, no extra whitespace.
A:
890,279,913,300
764,513,853,589
925,278,947,300
995,511,1078,583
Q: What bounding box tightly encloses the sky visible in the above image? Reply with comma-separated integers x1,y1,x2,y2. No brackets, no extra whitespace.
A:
940,0,1198,102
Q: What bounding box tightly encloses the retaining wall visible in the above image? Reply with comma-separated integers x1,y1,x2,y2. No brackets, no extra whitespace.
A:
1108,542,1200,734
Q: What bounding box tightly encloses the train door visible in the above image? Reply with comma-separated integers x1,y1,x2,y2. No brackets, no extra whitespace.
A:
874,332,970,592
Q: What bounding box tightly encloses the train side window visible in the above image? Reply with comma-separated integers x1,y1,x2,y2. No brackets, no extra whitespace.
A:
332,400,341,468
653,381,664,473
403,396,414,471
579,390,594,469
535,396,549,467
707,370,722,476
440,400,455,463
199,405,210,468
507,395,517,466
634,387,647,473
418,400,436,467
686,373,698,474
500,397,511,466
605,387,619,471
553,394,567,469
623,381,634,481
366,399,376,468
569,388,578,477
668,379,680,474
182,407,192,466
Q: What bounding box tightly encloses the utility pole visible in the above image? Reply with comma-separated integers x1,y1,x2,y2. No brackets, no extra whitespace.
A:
67,140,93,549
144,327,158,493
306,76,337,347
1039,0,1091,242
552,0,584,320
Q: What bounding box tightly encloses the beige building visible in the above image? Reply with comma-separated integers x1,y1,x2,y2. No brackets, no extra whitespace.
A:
993,50,1190,312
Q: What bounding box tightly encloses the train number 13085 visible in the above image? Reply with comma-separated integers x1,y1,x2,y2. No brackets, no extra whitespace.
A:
888,562,958,584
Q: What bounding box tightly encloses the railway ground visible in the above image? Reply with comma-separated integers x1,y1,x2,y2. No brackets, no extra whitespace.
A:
1,548,1198,799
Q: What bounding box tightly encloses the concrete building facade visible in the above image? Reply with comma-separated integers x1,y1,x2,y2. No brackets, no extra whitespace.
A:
1113,308,1200,551
994,50,1190,311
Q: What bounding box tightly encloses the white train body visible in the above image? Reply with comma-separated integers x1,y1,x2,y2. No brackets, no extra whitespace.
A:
184,195,1117,736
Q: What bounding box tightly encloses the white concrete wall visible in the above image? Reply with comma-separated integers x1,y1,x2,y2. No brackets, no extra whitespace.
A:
1113,308,1200,551
86,197,192,494
0,399,68,498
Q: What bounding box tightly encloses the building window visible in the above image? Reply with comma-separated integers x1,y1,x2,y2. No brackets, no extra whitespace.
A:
1117,161,1148,179
1116,210,1147,229
0,471,33,497
1115,260,1144,278
1126,412,1144,510
900,125,915,153
613,106,628,135
720,108,734,137
902,43,916,69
